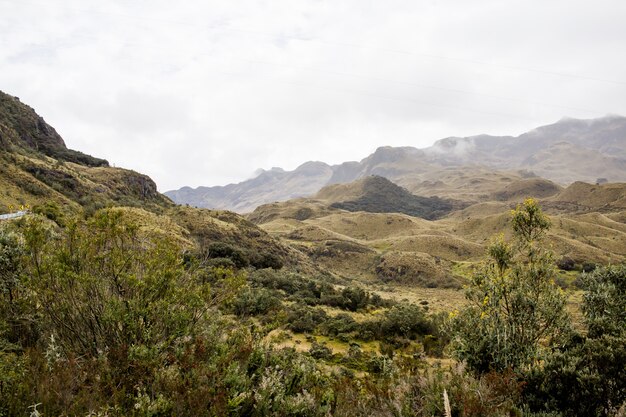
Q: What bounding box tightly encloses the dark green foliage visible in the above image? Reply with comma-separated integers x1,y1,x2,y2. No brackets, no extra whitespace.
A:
232,287,282,317
320,313,359,337
203,241,284,270
522,266,626,416
581,264,626,338
0,229,33,347
309,341,333,359
207,241,250,267
523,334,626,417
286,305,328,333
250,251,285,269
24,164,84,199
582,261,597,273
249,269,388,312
329,176,463,220
556,256,575,271
362,304,438,343
206,256,237,269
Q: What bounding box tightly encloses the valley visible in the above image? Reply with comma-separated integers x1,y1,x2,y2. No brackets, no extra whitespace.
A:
0,90,624,416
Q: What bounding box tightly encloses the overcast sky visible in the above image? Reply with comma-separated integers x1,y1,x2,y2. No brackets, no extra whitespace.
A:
1,0,625,191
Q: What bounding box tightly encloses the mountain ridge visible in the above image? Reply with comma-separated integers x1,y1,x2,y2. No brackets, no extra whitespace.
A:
166,115,626,212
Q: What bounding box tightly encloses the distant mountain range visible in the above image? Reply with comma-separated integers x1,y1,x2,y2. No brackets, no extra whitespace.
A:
166,116,626,212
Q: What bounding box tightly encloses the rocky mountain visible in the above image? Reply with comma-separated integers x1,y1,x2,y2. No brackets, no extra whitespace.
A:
167,116,626,212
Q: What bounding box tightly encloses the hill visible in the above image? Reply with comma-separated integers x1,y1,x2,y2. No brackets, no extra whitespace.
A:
316,175,465,220
0,91,108,167
248,175,626,286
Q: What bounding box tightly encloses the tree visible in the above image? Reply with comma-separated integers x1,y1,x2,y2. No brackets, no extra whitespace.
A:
450,198,570,374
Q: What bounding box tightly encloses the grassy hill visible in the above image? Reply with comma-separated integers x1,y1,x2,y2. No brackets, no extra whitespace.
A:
248,174,626,287
318,176,465,220
0,90,301,272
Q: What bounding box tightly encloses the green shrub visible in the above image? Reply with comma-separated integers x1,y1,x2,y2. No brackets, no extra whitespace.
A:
232,287,282,317
286,305,328,333
309,341,332,360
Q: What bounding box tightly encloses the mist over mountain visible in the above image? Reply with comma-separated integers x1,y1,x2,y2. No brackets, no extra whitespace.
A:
166,115,626,212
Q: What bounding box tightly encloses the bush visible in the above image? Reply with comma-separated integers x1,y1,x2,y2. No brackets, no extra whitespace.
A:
32,201,64,224
206,242,249,267
522,265,626,416
286,305,328,333
309,341,332,360
320,313,358,337
232,287,282,317
582,261,597,273
556,256,575,271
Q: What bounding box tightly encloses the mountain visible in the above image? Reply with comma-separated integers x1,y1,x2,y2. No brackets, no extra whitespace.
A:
427,116,626,183
0,91,172,213
166,161,333,213
167,115,626,212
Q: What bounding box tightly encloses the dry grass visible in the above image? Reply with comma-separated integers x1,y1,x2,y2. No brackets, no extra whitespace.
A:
547,181,626,211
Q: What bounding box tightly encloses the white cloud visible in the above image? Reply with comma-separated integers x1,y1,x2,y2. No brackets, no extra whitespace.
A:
1,0,625,190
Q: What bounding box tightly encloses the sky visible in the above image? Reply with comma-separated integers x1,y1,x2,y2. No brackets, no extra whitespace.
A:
1,0,625,191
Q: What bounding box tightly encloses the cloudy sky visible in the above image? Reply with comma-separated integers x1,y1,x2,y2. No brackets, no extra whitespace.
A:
1,0,625,191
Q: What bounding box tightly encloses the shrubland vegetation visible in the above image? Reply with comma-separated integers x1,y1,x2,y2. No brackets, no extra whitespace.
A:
0,200,624,416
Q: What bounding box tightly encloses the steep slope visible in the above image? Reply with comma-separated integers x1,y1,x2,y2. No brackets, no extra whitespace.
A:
0,91,171,213
168,115,626,212
0,91,108,167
